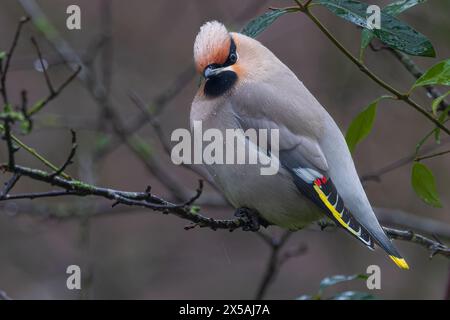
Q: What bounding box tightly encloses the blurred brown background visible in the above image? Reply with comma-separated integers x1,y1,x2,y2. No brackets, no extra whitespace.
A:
0,0,449,299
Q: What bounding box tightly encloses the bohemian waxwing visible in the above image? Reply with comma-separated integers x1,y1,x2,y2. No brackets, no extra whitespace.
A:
190,21,408,269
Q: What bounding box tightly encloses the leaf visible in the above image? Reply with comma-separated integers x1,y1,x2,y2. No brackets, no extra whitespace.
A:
0,51,6,60
241,8,295,39
359,0,427,53
413,59,450,88
314,0,435,57
331,291,376,300
298,273,369,300
383,0,426,16
360,29,374,53
345,98,382,153
319,274,367,292
432,90,450,116
411,162,442,207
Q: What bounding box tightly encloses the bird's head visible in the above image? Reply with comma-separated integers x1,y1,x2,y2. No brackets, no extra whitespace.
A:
193,21,242,97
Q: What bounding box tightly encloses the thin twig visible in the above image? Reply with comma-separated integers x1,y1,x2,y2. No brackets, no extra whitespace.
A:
30,36,54,94
415,149,450,162
1,190,79,201
179,180,204,206
361,136,450,183
20,90,33,132
48,129,77,179
0,174,21,199
0,16,30,105
26,65,81,117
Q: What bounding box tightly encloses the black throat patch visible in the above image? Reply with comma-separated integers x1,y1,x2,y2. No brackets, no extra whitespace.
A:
203,37,238,98
204,71,237,97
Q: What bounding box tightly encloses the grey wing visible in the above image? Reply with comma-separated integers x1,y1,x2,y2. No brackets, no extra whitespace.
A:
234,114,329,172
233,111,375,249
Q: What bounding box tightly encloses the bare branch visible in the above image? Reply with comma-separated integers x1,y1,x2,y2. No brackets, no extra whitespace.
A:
0,163,253,231
316,220,450,259
384,227,450,258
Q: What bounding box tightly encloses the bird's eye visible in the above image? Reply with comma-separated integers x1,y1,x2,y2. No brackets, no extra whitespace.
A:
229,53,237,64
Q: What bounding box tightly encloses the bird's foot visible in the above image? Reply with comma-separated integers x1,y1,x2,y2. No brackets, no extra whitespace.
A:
234,207,270,231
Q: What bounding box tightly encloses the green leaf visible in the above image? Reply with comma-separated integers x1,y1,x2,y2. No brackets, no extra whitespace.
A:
241,8,295,39
383,0,426,16
314,0,435,57
345,98,383,153
413,59,450,88
432,90,450,116
319,274,367,292
0,51,6,60
411,162,442,207
360,29,374,54
331,291,376,300
359,0,427,54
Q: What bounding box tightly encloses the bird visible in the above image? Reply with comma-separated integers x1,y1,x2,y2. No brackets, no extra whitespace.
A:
190,21,409,270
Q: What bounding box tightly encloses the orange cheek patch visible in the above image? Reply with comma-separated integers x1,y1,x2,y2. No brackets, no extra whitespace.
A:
196,39,231,73
231,63,245,79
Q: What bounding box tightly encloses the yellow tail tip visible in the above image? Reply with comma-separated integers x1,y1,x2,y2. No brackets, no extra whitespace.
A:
389,255,409,270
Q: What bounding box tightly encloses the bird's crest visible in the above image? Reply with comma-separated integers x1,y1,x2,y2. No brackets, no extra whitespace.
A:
193,21,231,73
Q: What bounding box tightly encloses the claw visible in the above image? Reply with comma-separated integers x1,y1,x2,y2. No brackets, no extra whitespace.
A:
234,207,270,231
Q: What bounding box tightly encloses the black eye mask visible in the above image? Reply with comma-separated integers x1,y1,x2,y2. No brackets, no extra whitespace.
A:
203,37,237,74
203,37,238,97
